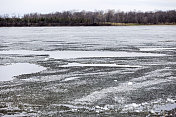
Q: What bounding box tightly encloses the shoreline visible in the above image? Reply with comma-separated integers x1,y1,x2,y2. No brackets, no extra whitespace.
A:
0,24,176,27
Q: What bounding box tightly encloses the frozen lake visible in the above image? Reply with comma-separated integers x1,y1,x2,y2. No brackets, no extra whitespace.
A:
0,26,176,117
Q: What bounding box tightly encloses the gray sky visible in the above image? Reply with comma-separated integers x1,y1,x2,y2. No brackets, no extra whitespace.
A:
0,0,176,16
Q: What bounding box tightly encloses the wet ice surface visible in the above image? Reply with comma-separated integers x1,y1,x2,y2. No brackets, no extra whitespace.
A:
0,26,176,117
0,63,46,81
60,62,142,68
0,50,166,59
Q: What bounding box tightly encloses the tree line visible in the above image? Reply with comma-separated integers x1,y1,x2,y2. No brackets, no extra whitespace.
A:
0,10,176,26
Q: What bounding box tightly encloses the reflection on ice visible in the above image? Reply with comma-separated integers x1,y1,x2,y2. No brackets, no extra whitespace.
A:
0,50,166,59
0,63,46,81
60,62,142,68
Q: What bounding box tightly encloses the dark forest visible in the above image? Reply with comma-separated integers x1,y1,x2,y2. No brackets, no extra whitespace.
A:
0,10,176,26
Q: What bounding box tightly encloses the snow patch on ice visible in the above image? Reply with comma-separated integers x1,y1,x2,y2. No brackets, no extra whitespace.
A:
63,77,80,82
122,98,176,114
128,82,133,85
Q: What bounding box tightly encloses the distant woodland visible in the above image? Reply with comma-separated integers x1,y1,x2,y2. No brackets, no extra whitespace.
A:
0,10,176,26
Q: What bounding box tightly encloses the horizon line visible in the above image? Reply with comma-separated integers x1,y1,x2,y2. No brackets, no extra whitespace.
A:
1,9,176,17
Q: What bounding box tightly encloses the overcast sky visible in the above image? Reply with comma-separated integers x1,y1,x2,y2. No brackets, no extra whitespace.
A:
0,0,176,16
